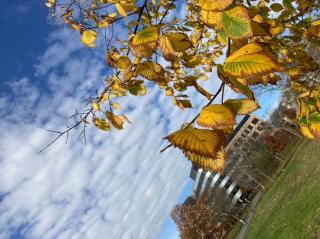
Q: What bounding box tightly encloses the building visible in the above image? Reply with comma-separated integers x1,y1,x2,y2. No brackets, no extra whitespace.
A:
189,115,268,206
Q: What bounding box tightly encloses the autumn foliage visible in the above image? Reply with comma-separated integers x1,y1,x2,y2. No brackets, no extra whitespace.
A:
261,130,290,153
44,0,320,172
171,196,233,239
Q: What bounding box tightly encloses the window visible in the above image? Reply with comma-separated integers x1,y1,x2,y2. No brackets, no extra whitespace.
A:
248,125,253,130
252,132,259,139
252,118,259,124
244,129,250,134
216,176,224,185
225,180,232,188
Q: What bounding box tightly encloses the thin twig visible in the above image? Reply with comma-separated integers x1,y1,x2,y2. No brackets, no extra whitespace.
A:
159,0,175,24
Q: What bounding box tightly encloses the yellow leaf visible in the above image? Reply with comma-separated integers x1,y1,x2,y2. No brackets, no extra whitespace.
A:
310,124,320,137
118,114,131,124
116,56,132,70
186,149,226,173
224,43,281,77
198,104,236,129
300,125,314,139
165,87,174,96
92,102,102,111
201,10,221,28
115,3,127,17
166,32,191,52
172,98,192,110
160,35,177,61
201,6,252,39
106,111,124,130
108,12,117,18
101,92,109,103
80,30,98,48
165,128,225,158
252,14,264,23
93,118,111,131
160,33,191,61
270,23,284,36
111,102,121,109
136,61,164,80
223,98,260,115
129,41,158,58
131,26,159,46
198,0,233,11
97,19,109,28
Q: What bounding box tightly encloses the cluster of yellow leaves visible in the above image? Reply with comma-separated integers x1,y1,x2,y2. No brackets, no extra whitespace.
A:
92,107,130,132
199,1,252,39
166,98,259,172
294,88,320,139
166,128,227,173
46,0,320,171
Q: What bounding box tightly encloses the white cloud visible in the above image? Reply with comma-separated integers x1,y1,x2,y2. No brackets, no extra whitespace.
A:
0,27,195,239
0,9,239,237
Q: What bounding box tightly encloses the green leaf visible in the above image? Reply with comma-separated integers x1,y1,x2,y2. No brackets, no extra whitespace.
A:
308,112,320,124
128,80,147,96
222,6,253,39
270,3,283,12
201,6,253,39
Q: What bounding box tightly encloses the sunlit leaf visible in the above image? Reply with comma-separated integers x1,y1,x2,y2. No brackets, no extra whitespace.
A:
116,56,132,70
129,41,158,58
92,102,102,111
160,35,177,61
300,125,314,139
131,26,159,46
173,98,193,110
136,61,164,80
198,0,233,11
111,102,121,109
115,3,127,17
80,30,98,47
201,6,252,39
165,128,225,158
186,147,226,173
224,43,281,77
106,111,124,130
198,104,236,129
223,98,260,115
166,32,192,52
93,118,111,131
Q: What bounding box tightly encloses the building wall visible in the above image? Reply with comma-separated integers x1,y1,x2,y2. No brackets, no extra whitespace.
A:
189,115,269,205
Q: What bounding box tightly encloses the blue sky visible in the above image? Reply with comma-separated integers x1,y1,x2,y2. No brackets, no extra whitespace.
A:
0,1,281,239
0,0,49,88
0,1,196,238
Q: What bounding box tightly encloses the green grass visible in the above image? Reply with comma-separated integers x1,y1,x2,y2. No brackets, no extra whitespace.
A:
244,139,320,239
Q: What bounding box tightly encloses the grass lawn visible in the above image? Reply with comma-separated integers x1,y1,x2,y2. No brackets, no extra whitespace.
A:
244,139,320,239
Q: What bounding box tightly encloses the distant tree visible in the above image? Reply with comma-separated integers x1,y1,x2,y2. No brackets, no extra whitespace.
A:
261,130,290,153
171,194,235,239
